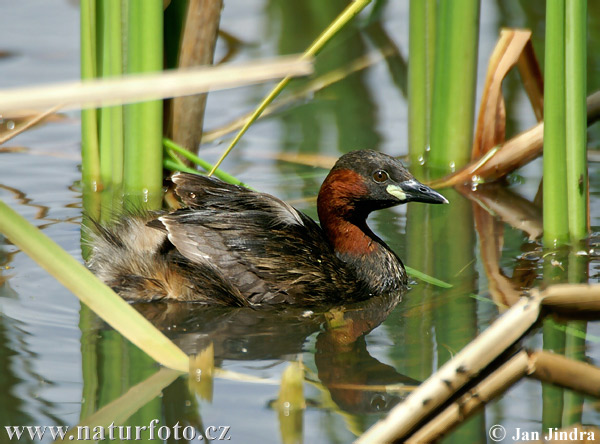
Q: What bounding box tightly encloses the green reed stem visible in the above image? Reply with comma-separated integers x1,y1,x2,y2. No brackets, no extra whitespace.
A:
565,0,588,241
124,0,163,207
164,145,187,167
80,0,101,190
543,0,569,246
98,0,124,188
428,0,480,174
0,200,189,373
164,158,200,175
208,0,372,176
96,2,111,190
408,0,436,171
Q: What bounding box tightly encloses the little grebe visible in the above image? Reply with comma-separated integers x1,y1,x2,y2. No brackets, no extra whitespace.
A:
88,150,447,306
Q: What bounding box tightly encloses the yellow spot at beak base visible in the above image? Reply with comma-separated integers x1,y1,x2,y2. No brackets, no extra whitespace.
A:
386,184,406,201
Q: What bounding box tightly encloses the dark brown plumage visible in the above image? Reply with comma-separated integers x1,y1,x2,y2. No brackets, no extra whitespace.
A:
87,150,447,306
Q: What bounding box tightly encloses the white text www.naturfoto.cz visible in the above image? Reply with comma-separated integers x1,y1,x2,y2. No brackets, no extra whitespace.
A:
5,421,231,441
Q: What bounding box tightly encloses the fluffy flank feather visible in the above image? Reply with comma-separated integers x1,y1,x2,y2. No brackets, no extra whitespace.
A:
85,215,249,306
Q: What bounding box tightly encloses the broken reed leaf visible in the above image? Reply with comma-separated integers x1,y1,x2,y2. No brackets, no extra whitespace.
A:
429,122,543,188
0,56,313,113
429,47,600,189
0,109,66,123
430,91,600,188
517,38,544,121
469,145,501,174
472,29,533,160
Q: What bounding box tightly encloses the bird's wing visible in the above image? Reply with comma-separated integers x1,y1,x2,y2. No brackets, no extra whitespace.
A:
159,173,359,304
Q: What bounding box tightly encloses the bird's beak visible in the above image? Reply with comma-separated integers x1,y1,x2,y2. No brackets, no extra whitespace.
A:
386,179,448,204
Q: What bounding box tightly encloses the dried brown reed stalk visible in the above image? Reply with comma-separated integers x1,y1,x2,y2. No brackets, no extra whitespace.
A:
169,0,222,161
355,296,542,443
357,284,600,443
0,56,313,114
406,350,530,443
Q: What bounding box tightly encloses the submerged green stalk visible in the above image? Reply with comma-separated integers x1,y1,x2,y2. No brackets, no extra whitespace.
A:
408,0,436,171
64,368,181,442
80,0,100,190
562,248,587,424
428,0,480,174
541,252,566,430
543,0,569,246
124,0,163,207
0,200,189,372
565,0,588,241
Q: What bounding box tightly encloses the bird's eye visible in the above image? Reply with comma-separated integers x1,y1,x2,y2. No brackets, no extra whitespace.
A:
373,170,389,183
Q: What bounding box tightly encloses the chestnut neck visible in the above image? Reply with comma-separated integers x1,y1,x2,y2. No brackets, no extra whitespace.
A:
317,168,407,292
317,169,379,257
